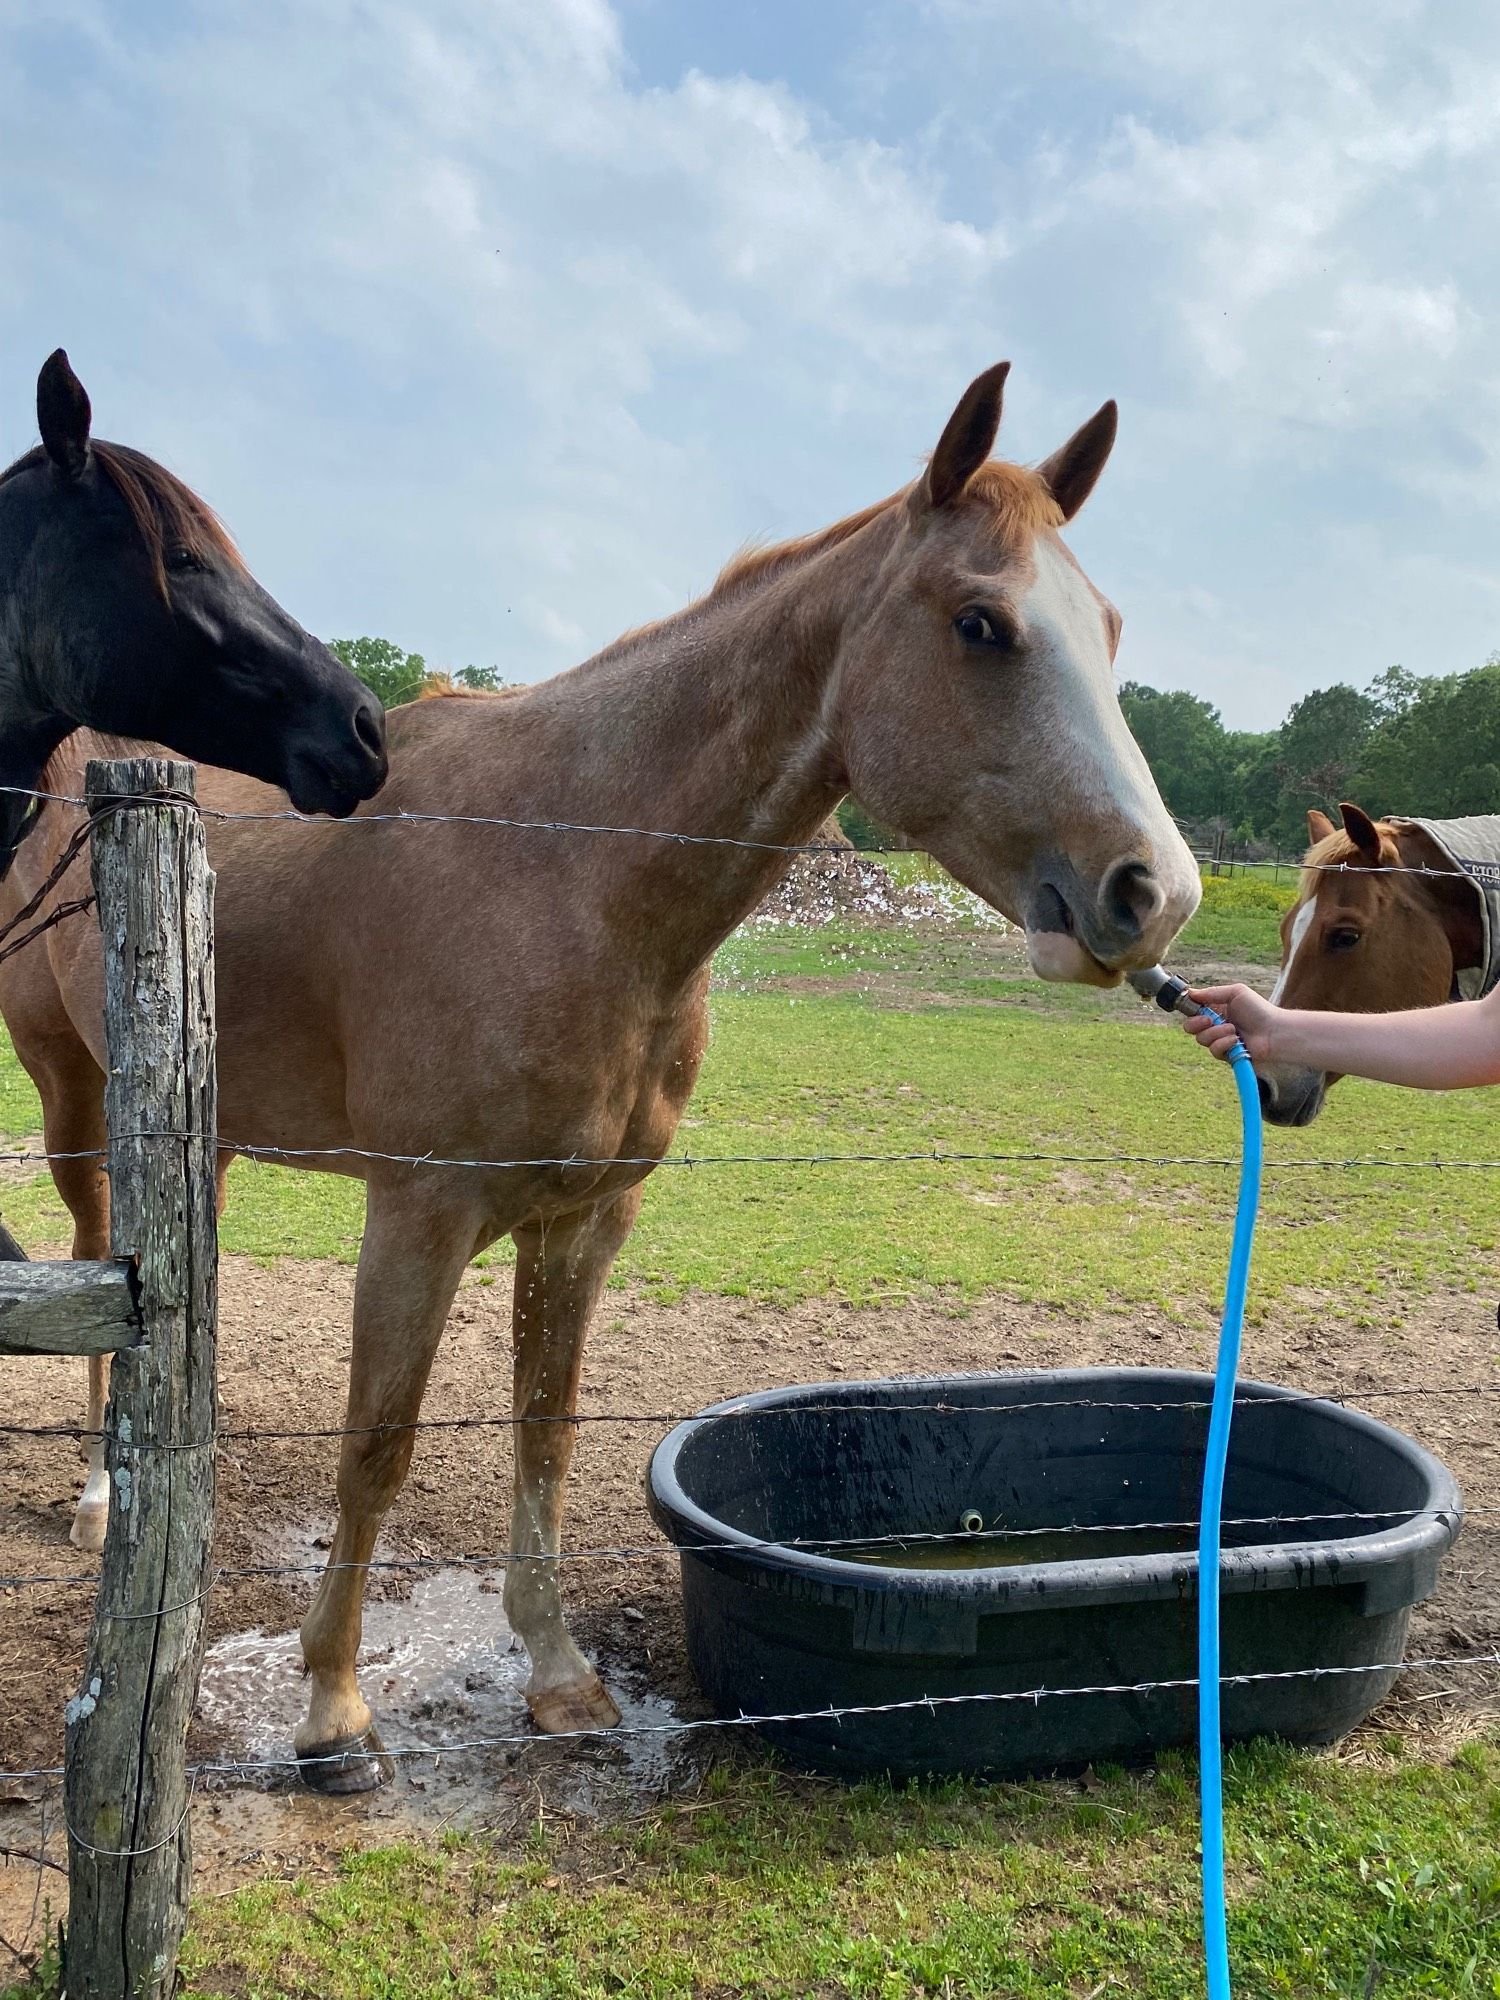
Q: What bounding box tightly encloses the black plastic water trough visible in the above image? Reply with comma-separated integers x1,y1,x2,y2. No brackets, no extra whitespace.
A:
647,1369,1462,1778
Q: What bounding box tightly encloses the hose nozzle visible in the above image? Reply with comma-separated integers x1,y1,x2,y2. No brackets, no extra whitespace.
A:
1127,965,1202,1017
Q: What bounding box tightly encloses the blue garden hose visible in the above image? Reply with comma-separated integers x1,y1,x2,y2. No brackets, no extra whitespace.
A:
1128,968,1264,2000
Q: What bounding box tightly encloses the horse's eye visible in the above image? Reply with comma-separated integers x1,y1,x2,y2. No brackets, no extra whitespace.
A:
1327,927,1361,952
954,608,1006,648
165,546,203,573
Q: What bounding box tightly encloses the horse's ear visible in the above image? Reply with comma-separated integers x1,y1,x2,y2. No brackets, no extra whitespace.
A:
924,362,1010,509
37,349,92,482
1339,802,1383,862
1035,401,1118,523
1306,809,1336,844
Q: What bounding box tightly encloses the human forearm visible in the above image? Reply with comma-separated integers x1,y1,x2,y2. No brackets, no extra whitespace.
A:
1267,992,1500,1090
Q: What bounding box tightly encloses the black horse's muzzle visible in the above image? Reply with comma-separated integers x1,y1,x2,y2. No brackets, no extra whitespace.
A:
284,691,389,817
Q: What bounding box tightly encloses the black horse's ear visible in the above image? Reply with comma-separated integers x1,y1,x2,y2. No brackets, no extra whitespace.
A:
924,362,1010,509
1036,401,1118,522
1339,802,1384,862
37,349,92,482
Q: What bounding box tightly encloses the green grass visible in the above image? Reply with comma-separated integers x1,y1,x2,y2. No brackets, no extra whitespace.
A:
1183,872,1298,965
20,1744,1498,1997
2,895,1493,1320
145,1742,1500,1997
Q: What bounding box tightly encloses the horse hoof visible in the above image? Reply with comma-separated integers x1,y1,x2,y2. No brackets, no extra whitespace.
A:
296,1725,394,1795
527,1675,622,1736
70,1505,108,1555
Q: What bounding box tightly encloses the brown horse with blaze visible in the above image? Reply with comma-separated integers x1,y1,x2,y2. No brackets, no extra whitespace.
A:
1256,803,1489,1124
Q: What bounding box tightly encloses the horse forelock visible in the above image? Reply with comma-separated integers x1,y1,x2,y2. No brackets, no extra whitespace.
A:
0,439,243,600
965,459,1065,542
1299,822,1402,901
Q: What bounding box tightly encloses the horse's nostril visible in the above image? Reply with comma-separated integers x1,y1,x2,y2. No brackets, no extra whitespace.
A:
1100,859,1165,939
353,700,386,759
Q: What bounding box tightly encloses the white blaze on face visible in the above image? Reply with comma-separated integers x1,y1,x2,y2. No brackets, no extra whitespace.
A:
1270,897,1316,1005
1018,539,1200,978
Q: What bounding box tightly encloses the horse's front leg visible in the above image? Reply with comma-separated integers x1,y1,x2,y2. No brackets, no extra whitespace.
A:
295,1184,478,1792
507,1187,644,1735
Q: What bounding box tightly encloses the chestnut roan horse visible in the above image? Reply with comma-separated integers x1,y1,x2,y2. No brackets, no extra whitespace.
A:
0,350,387,882
2,364,1198,1788
1259,803,1493,1124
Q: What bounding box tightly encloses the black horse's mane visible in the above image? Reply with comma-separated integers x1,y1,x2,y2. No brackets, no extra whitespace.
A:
1,439,242,597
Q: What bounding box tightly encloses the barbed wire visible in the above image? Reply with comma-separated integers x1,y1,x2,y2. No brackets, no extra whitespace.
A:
3,780,1494,883
0,786,868,859
3,1378,1496,1451
1,1502,1484,1598
11,1134,1500,1175
4,777,1498,1877
0,1647,1496,1791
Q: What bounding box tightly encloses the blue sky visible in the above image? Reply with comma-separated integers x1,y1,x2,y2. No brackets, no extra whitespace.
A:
5,0,1500,729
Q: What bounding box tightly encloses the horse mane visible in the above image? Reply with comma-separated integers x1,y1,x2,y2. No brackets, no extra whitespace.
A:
712,459,1062,596
0,439,244,598
415,675,524,702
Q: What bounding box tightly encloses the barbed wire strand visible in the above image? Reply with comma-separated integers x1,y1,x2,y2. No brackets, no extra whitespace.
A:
3,781,1495,883
3,1378,1498,1451
12,1134,1500,1175
0,1648,1496,1790
1,1501,1485,1597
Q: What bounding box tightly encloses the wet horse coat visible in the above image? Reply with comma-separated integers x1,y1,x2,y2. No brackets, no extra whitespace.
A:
0,366,1199,1783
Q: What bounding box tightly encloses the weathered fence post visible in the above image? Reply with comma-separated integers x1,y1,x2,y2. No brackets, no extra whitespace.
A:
64,759,218,2000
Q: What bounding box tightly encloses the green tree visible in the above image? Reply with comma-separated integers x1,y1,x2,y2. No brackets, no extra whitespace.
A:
329,638,510,708
1117,683,1232,822
1365,663,1422,723
328,636,429,708
1271,682,1378,845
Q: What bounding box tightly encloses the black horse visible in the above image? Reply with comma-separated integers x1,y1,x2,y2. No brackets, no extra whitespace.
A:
0,351,390,1262
0,350,388,881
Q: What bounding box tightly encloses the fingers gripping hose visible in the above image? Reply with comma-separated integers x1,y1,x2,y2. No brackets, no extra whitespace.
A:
1129,967,1263,2000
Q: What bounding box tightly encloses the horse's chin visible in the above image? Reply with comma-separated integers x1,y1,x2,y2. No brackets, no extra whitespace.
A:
1256,1066,1328,1127
1025,929,1122,988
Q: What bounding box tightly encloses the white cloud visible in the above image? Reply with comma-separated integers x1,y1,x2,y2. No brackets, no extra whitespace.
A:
6,0,1500,725
3,0,1023,670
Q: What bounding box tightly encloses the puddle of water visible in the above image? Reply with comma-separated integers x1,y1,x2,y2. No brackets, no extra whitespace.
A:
196,1559,698,1829
0,1541,705,1942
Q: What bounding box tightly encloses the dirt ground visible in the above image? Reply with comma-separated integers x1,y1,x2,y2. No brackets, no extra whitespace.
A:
3,1250,1498,1956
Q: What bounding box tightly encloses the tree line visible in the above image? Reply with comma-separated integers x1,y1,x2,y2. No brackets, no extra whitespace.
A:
1119,656,1500,852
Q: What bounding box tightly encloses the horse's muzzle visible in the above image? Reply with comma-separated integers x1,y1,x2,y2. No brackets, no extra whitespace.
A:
1256,1066,1327,1127
285,695,389,817
1027,853,1199,985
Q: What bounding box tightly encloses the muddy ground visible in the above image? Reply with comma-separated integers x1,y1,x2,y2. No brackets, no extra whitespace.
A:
3,1251,1499,1955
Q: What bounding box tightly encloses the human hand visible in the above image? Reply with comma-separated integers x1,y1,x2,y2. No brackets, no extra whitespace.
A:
1180,984,1277,1064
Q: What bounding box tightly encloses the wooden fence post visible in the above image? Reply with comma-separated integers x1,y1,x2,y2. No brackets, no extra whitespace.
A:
63,759,218,2000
